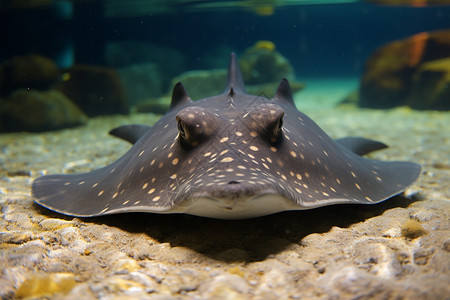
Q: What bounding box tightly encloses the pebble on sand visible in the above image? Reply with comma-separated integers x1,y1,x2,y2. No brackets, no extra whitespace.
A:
401,219,428,239
15,273,76,298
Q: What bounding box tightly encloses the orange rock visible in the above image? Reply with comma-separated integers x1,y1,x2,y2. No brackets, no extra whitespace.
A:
359,30,450,109
408,58,450,110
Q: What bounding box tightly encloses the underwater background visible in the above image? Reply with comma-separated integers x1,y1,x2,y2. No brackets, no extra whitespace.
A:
1,0,450,132
1,1,450,299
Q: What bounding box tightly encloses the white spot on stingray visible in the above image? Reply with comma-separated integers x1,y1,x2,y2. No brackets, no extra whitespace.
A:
78,181,85,185
139,150,145,157
221,157,234,163
290,151,297,158
92,183,99,188
172,158,179,165
220,137,229,143
249,145,259,152
112,192,118,199
355,183,361,190
236,131,243,136
98,190,104,196
142,183,148,189
170,174,177,179
148,188,155,194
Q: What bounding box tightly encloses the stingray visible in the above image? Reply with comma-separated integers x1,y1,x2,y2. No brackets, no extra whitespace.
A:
32,54,421,219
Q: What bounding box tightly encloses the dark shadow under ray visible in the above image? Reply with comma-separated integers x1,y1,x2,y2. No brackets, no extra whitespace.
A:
35,194,419,263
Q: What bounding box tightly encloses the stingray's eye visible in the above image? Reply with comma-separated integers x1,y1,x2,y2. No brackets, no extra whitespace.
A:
177,120,186,139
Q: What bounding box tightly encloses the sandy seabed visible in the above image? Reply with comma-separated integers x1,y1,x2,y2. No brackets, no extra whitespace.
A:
0,103,449,299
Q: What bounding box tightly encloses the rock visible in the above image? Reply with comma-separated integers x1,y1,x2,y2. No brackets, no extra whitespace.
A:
15,273,77,298
359,30,450,109
56,64,129,116
105,41,186,90
0,89,87,132
239,40,295,85
134,97,171,115
170,69,227,100
246,80,304,98
407,58,450,110
0,54,61,96
167,69,303,104
117,63,163,105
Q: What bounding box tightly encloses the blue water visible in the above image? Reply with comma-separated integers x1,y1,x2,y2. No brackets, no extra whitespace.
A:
1,2,450,78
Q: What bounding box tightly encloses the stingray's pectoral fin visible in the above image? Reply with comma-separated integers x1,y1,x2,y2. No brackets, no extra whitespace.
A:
32,170,123,217
109,124,152,144
335,137,388,156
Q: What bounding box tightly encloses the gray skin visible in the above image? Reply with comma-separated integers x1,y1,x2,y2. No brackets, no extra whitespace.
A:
32,53,421,219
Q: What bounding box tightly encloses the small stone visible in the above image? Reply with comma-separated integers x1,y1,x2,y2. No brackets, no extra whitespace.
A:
0,231,32,244
200,274,250,299
228,266,245,277
4,212,33,230
40,219,73,231
105,277,144,294
15,273,77,298
401,219,428,239
113,259,141,273
413,248,435,265
443,239,450,252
